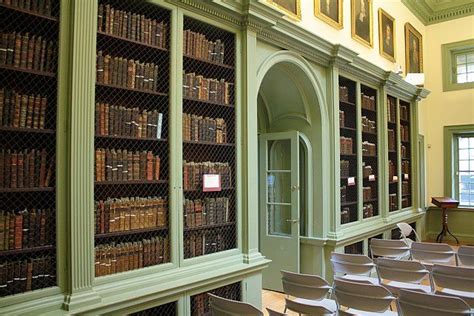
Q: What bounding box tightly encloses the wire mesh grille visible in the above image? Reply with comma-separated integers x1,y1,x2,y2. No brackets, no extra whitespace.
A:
339,77,358,224
400,100,411,208
344,241,363,255
191,281,241,316
94,0,171,277
387,95,399,212
0,0,59,297
361,85,378,218
182,17,236,259
131,300,177,316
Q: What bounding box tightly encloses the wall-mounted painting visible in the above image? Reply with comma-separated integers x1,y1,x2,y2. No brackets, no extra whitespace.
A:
405,23,423,74
378,9,395,62
315,0,343,29
266,0,301,20
351,0,373,47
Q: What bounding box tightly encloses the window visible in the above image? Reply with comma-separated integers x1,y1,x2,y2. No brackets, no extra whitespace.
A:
444,125,474,208
456,135,474,207
442,39,474,91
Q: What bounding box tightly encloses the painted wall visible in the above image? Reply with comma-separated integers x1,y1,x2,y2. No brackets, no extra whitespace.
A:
286,0,426,73
422,15,474,204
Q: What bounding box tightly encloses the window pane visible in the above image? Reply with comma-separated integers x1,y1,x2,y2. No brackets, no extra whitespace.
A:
470,137,474,147
467,53,474,63
467,63,474,72
460,149,469,160
470,149,474,159
467,72,474,83
457,65,467,74
459,137,470,148
457,54,467,64
458,74,467,83
456,136,474,207
460,160,469,171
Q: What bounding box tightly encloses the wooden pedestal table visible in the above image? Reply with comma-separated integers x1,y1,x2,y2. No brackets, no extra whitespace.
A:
431,197,459,244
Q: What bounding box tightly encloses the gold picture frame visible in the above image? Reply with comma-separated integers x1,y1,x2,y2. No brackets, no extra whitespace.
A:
314,0,343,29
378,8,396,62
405,23,423,74
351,0,373,48
266,0,301,20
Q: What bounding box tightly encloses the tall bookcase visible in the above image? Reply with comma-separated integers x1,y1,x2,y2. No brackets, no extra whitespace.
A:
339,77,358,224
400,100,412,208
0,0,59,297
360,85,378,218
93,0,171,277
182,17,236,259
387,95,399,212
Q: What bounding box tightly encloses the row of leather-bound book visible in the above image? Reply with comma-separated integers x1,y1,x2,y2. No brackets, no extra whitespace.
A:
0,88,48,130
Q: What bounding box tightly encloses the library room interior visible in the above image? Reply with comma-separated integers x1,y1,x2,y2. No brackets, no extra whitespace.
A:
1,0,474,315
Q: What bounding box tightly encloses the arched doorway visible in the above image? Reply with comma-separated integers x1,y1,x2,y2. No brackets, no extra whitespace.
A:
256,52,328,291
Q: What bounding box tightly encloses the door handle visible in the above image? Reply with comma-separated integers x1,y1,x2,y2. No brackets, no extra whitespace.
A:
286,219,299,224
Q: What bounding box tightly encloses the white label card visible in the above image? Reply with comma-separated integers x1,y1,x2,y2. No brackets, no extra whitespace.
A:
404,174,409,180
369,175,375,181
393,176,398,182
203,174,221,192
348,177,356,186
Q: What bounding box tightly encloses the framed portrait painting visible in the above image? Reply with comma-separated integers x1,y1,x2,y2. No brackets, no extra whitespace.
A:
351,0,373,47
405,23,423,74
266,0,301,20
378,9,395,62
315,0,343,29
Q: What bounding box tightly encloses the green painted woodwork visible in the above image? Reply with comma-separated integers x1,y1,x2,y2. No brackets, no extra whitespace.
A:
442,39,474,92
443,124,474,199
425,207,474,243
402,0,474,25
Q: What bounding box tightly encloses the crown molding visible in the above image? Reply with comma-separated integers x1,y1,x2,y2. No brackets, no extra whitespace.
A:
402,0,474,25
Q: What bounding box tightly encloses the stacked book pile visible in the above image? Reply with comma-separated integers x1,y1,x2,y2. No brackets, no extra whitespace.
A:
362,141,376,156
182,113,227,143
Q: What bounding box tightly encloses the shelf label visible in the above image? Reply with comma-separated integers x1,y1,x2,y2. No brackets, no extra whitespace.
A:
404,173,409,180
348,177,356,186
369,174,376,182
203,174,221,192
393,176,398,182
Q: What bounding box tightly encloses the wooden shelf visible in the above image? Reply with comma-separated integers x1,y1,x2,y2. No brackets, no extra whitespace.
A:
402,194,411,197
95,180,168,186
0,245,55,256
184,222,235,232
183,187,234,193
340,176,356,180
0,187,54,193
361,107,376,114
402,157,410,161
183,96,234,108
340,153,357,157
97,30,168,52
401,140,410,144
400,118,410,124
362,130,377,136
96,82,168,97
363,155,377,159
0,3,58,21
183,140,235,147
95,226,168,239
184,54,234,70
388,150,397,154
341,201,357,207
340,126,357,133
388,121,397,126
0,64,56,78
363,198,378,204
95,134,167,142
0,126,55,134
339,100,356,107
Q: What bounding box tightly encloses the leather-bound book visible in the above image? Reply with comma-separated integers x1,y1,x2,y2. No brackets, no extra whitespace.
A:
8,213,15,250
12,93,20,128
18,94,27,128
145,151,153,181
26,34,35,69
17,33,28,69
103,54,110,84
32,36,41,70
0,212,5,251
131,151,138,180
10,151,18,188
104,148,111,181
0,150,4,188
96,51,104,83
97,4,104,32
38,148,47,187
39,209,46,245
17,151,24,188
139,151,147,180
0,33,8,65
25,261,32,292
32,94,41,129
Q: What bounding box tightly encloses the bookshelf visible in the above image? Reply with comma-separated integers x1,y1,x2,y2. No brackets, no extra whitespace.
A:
182,17,236,259
360,85,378,219
0,0,59,297
387,95,399,212
191,282,241,316
344,241,363,254
400,100,412,208
131,301,177,316
94,0,171,277
339,77,358,224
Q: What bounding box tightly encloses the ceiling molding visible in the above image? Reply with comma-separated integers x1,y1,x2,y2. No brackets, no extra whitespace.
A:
402,0,474,25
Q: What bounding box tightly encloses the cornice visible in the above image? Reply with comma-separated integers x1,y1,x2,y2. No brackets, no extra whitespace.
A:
402,0,474,25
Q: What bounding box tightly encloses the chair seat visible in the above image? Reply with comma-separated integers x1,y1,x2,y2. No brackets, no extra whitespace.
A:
384,281,431,296
342,274,379,285
293,297,337,312
345,308,398,316
437,289,474,307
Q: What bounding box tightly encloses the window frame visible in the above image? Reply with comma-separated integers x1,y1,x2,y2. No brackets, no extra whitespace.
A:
442,39,474,92
444,125,474,209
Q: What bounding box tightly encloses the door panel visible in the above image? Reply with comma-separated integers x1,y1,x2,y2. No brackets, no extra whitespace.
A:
259,132,300,291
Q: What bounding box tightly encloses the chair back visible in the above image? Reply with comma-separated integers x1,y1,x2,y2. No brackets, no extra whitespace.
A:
398,289,471,316
375,257,430,284
410,242,456,265
330,252,374,276
266,308,287,316
333,278,395,313
280,270,331,301
432,264,474,293
370,238,410,259
457,245,474,267
208,293,262,316
283,298,334,315
397,222,420,246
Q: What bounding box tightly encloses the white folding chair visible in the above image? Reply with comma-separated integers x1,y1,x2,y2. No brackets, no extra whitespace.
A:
432,264,474,308
330,252,379,284
396,222,420,247
369,238,410,260
280,270,336,315
457,245,474,267
333,278,398,315
410,242,456,269
266,308,288,316
208,293,262,316
375,257,433,296
398,289,471,316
